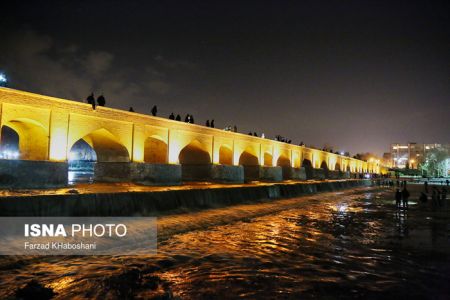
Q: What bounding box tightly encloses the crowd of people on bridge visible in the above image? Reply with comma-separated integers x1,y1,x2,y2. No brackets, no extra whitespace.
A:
85,94,357,151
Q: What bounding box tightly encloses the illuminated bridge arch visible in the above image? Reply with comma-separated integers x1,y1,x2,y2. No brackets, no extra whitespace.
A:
179,139,211,165
276,154,291,167
239,146,259,166
69,128,130,162
1,118,49,160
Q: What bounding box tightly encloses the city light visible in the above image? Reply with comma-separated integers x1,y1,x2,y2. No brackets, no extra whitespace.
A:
0,150,19,159
0,73,7,87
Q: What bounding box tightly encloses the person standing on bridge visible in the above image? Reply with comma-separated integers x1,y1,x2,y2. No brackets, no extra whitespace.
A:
129,107,134,112
86,93,95,109
175,114,181,121
169,113,175,120
151,105,157,116
211,119,215,128
185,114,190,122
97,95,106,106
190,115,195,124
206,120,210,127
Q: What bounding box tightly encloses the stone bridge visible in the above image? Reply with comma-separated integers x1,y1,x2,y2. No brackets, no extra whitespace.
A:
0,88,381,188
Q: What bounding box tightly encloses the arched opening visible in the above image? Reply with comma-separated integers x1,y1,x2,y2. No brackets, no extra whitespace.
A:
68,128,130,184
144,136,167,163
335,163,341,172
179,140,211,165
68,139,97,184
0,125,20,159
219,145,233,165
239,148,259,166
263,152,273,166
2,118,48,160
320,161,329,178
276,155,291,167
302,159,313,179
277,154,292,180
239,147,260,181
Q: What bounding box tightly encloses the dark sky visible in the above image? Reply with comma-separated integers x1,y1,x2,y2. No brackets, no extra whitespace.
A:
1,0,449,156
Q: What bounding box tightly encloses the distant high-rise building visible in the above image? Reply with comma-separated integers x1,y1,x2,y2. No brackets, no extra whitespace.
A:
390,143,450,169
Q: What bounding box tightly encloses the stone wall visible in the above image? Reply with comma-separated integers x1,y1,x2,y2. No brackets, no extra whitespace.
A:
0,159,67,188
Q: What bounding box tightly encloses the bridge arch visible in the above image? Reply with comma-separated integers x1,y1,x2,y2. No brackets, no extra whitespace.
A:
0,125,19,159
239,147,259,166
276,154,291,167
335,162,341,172
1,118,49,160
144,135,168,164
178,139,211,165
70,128,130,162
320,161,329,178
302,158,313,179
218,144,233,165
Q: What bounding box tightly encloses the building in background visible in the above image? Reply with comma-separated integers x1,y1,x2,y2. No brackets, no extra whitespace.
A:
390,143,450,169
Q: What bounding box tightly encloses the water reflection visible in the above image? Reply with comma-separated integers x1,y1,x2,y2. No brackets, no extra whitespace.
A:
0,187,449,299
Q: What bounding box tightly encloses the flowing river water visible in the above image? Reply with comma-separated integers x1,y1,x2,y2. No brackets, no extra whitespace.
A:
0,185,449,299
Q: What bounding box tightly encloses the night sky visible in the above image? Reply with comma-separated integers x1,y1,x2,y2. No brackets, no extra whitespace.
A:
1,0,449,156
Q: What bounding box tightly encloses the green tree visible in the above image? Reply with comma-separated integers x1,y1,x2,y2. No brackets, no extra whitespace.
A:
420,148,449,177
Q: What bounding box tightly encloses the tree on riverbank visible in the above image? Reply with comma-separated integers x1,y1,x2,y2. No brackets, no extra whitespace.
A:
419,148,449,177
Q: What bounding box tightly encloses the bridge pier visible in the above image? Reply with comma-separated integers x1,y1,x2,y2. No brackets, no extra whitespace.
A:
181,164,244,183
328,170,342,179
211,165,244,183
281,167,306,180
242,166,282,182
94,162,182,185
0,159,68,188
312,168,326,180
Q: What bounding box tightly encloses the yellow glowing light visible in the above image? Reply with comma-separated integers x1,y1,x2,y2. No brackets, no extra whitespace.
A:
49,131,68,161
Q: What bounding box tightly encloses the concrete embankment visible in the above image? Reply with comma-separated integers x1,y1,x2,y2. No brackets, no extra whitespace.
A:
0,180,373,217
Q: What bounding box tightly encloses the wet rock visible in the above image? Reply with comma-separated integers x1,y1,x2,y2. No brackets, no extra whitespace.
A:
15,280,56,299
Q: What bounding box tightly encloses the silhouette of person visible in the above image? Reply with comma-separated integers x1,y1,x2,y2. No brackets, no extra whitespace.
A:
441,188,447,206
190,115,194,124
206,120,210,127
446,179,449,186
402,187,410,209
424,181,428,193
253,132,257,137
86,93,95,109
175,114,181,121
432,188,438,207
97,95,106,106
151,105,157,116
395,188,402,208
233,125,237,132
169,113,175,120
419,192,428,203
129,107,134,112
185,114,190,122
211,119,215,128
248,132,252,135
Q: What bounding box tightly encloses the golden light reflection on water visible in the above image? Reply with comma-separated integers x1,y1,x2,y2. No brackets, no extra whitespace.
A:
1,187,449,299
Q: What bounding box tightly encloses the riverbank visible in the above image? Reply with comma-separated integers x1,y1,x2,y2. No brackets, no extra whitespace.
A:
0,179,372,216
